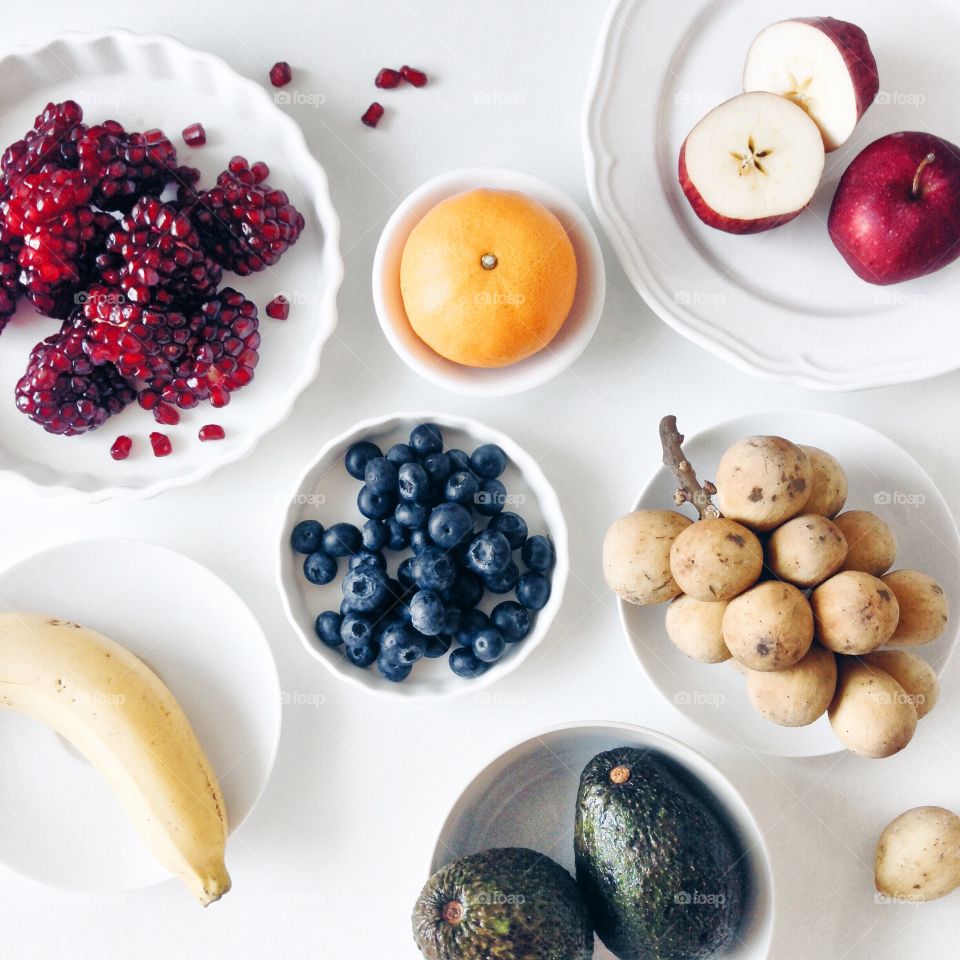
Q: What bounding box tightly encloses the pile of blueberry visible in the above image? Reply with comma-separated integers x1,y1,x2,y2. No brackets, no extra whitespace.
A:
290,422,555,683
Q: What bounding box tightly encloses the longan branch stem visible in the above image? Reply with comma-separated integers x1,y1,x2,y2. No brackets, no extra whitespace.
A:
659,415,721,520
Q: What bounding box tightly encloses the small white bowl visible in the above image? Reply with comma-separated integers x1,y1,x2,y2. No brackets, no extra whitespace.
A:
372,167,605,396
277,411,568,699
430,721,775,960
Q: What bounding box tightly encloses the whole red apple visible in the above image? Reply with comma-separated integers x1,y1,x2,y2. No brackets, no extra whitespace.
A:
828,132,960,285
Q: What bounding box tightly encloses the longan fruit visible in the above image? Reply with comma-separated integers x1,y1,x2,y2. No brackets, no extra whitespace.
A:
669,517,763,602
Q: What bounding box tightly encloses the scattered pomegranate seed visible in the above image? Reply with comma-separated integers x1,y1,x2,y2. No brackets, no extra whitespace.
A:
110,435,133,460
361,102,385,128
199,424,225,442
270,62,292,87
400,65,428,87
182,122,206,147
153,401,181,426
149,432,172,457
266,295,289,320
375,68,402,89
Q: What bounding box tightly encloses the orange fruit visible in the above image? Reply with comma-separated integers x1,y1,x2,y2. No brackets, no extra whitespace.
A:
399,188,578,368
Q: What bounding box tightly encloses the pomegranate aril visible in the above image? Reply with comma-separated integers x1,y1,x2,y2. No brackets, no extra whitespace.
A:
269,62,292,87
149,432,172,457
375,68,402,89
110,435,133,460
361,102,385,128
266,295,289,320
153,401,180,425
182,123,206,147
400,65,428,87
199,424,225,442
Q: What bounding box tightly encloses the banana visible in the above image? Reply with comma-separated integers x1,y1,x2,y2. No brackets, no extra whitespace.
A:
0,611,230,905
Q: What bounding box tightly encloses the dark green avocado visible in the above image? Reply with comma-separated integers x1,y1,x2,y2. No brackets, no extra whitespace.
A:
574,748,745,960
411,846,593,960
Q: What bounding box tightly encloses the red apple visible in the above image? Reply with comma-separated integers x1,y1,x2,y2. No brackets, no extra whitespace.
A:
678,92,825,234
743,17,879,151
828,132,960,285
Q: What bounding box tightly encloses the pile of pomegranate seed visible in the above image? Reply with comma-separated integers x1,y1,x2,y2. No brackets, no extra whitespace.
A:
269,62,293,88
0,99,305,451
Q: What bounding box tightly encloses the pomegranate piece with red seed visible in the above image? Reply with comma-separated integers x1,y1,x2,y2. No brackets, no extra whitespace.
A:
0,228,22,333
110,435,133,460
182,123,206,147
153,401,180,425
180,155,304,275
400,65,428,87
266,295,289,320
375,68,402,89
15,312,136,436
270,62,293,87
199,424,225,441
149,431,172,457
361,103,385,128
1,101,85,187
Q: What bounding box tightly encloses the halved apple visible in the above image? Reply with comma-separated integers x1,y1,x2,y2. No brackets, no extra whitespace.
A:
678,92,825,234
743,17,879,151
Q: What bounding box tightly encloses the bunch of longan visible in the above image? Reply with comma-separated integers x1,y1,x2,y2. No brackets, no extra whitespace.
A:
604,434,949,759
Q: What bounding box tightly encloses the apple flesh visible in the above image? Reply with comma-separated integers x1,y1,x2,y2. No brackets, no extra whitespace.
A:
828,132,960,285
678,92,825,234
743,17,879,151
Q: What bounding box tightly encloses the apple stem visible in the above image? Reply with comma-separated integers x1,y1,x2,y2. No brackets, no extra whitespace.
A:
912,153,936,199
659,415,721,520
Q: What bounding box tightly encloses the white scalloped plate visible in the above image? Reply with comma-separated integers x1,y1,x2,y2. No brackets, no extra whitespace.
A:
0,30,342,500
583,0,960,390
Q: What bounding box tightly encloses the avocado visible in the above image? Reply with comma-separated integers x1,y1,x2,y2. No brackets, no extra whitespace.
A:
574,748,745,960
411,846,593,960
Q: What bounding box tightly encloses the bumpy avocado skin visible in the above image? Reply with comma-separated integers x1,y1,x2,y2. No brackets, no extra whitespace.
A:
574,748,745,960
411,847,593,960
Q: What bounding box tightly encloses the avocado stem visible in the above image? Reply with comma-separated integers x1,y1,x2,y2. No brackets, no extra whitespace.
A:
610,765,631,785
442,900,464,925
912,153,936,199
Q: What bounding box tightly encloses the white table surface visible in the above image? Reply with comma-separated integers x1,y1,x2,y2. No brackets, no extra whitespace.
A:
1,3,958,958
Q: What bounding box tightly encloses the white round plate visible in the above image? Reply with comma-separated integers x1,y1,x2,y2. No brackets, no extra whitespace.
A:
373,166,605,396
431,721,774,960
278,411,568,699
620,409,959,757
0,538,281,893
0,30,342,500
583,0,960,390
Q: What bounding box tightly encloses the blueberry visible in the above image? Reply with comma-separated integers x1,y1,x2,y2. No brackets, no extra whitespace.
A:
410,422,443,456
379,621,426,665
397,556,418,590
422,452,452,489
377,655,413,682
454,608,490,646
314,611,343,647
398,462,430,501
414,547,457,591
291,519,323,554
444,470,479,506
475,478,507,516
442,605,462,635
361,519,390,551
428,502,473,549
465,530,512,576
339,598,353,616
395,602,413,623
488,512,528,550
321,522,361,557
447,448,472,473
483,560,520,594
425,634,453,659
472,626,506,663
395,501,428,530
345,440,382,480
341,567,389,613
521,535,555,572
404,529,427,555
409,589,446,636
348,550,387,572
345,637,379,668
384,517,409,551
491,601,531,642
470,443,507,478
451,572,484,610
340,613,374,647
303,551,337,585
357,485,397,520
386,442,418,467
517,571,551,610
449,647,489,679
